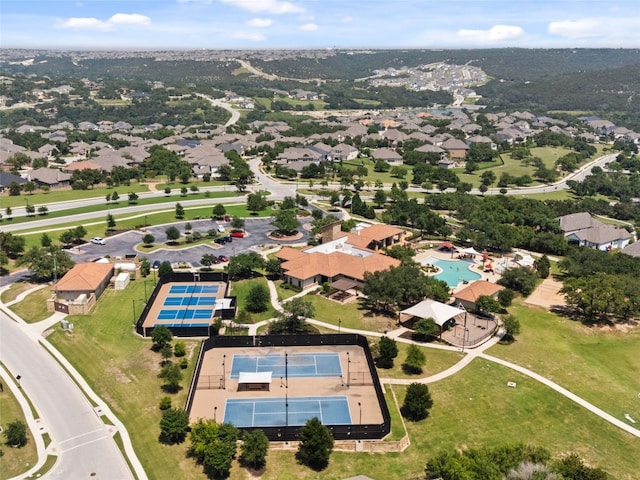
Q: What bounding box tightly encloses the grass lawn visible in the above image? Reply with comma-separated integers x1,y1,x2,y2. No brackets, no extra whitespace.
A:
1,183,149,209
0,281,39,304
0,377,38,479
8,285,52,323
273,280,299,302
252,359,638,480
375,340,463,381
229,277,278,322
47,281,207,480
303,294,399,333
342,158,408,186
489,301,640,423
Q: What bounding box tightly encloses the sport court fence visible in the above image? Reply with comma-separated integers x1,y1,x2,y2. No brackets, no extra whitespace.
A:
135,271,236,337
185,333,391,442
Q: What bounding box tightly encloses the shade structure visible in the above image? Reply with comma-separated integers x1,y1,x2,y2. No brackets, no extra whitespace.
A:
329,278,358,291
401,299,465,327
439,241,454,249
238,371,273,385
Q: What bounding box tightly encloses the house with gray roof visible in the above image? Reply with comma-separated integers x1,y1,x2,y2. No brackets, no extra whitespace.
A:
0,171,27,192
621,241,640,258
557,212,631,251
28,167,72,188
371,148,402,164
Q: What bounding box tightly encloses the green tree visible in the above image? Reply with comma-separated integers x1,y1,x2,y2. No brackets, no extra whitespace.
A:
271,208,301,235
111,191,120,202
295,417,334,471
475,295,501,314
377,336,398,369
373,189,387,207
401,382,433,421
271,297,315,334
228,252,265,279
160,362,183,393
552,453,608,480
106,213,116,231
213,204,226,219
159,408,189,444
200,253,217,270
128,192,139,204
37,205,48,216
40,232,52,247
497,268,538,296
246,283,270,313
240,429,269,469
497,288,515,308
158,261,173,277
202,423,239,478
142,234,155,246
16,246,74,281
140,257,151,277
412,318,440,342
402,344,426,374
174,341,186,357
264,258,283,277
231,216,245,231
151,325,173,351
502,315,521,343
8,181,21,196
165,226,181,243
246,191,268,214
534,254,550,279
175,202,185,219
5,420,27,447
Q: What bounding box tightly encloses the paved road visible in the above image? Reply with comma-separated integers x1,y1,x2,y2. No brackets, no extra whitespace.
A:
0,309,136,479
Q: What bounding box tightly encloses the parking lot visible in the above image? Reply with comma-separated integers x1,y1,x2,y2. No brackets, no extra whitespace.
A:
70,216,312,268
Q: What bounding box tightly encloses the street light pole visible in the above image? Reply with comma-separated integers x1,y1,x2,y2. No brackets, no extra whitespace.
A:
358,401,362,442
222,354,226,390
346,352,350,387
214,406,217,422
338,318,341,333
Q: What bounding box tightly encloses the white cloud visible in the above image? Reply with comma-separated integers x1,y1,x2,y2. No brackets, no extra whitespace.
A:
109,13,151,26
299,23,318,31
220,0,304,14
547,18,601,38
457,24,524,43
231,31,265,41
247,18,272,28
341,16,353,23
58,13,151,31
58,17,113,31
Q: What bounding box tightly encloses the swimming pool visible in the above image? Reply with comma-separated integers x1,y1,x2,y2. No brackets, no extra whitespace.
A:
431,258,482,287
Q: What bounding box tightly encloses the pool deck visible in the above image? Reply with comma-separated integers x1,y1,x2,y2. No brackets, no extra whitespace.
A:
415,248,503,294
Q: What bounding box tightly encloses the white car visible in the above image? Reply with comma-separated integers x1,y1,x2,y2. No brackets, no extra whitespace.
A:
91,237,106,245
217,225,226,233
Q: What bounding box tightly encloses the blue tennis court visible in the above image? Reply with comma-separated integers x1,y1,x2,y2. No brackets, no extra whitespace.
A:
224,396,351,427
169,285,219,294
157,309,213,320
163,296,216,307
231,353,342,379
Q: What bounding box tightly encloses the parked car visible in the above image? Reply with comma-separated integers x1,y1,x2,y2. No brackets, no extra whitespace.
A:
214,236,232,245
152,260,161,270
211,256,220,264
230,231,244,238
217,225,226,233
217,255,229,263
224,215,232,222
91,237,106,245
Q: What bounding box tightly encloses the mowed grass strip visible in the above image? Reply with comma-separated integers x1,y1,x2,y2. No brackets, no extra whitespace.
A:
9,285,52,323
47,281,207,480
489,301,640,422
304,294,399,333
0,377,38,480
375,340,463,381
254,360,639,480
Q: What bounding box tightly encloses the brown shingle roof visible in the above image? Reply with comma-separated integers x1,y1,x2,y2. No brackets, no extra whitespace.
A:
280,251,399,282
454,281,504,303
54,263,114,292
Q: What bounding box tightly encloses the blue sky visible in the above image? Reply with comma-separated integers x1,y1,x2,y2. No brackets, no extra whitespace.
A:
1,0,639,50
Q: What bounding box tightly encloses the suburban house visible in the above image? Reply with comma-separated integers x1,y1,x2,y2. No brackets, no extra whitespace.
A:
371,148,403,164
0,171,27,192
621,241,640,258
453,281,504,312
275,222,404,290
330,143,359,162
28,167,72,188
441,138,469,162
48,262,114,314
557,212,632,251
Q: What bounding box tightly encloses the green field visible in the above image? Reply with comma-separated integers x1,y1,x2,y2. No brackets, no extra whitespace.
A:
11,279,639,480
47,281,207,480
8,285,52,323
0,183,150,209
303,294,399,333
0,373,38,480
489,301,640,423
229,277,278,322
